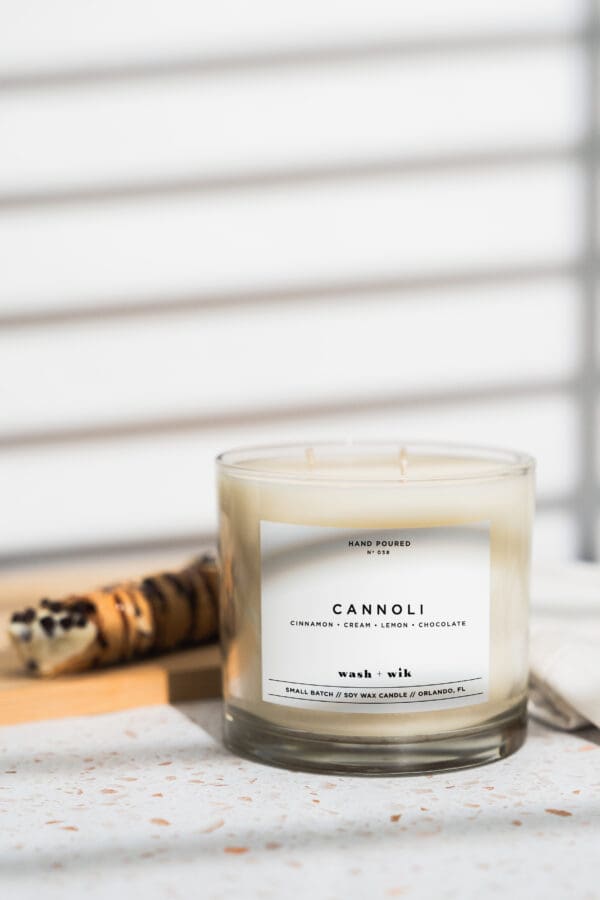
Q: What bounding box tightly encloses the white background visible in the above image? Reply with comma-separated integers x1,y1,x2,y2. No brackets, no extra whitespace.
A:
0,0,596,565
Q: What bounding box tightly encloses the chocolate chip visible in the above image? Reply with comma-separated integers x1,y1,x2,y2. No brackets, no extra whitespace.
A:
74,615,87,628
20,629,32,643
41,599,63,613
59,616,73,630
71,599,95,616
142,578,166,610
26,659,38,672
12,608,36,624
39,616,55,636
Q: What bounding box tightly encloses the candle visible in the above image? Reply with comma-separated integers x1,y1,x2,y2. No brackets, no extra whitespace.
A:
216,442,534,774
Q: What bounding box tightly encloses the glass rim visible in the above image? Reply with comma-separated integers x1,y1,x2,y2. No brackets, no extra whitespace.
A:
216,440,535,486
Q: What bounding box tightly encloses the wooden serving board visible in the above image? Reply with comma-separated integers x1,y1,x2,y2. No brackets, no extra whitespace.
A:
0,552,222,726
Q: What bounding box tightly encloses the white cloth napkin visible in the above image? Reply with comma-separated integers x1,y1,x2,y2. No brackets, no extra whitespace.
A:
529,565,600,731
529,627,600,730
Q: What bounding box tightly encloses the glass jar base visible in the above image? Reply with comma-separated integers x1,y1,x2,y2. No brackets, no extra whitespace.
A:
223,700,528,776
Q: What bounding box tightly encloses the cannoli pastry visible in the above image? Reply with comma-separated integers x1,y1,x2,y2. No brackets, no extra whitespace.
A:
7,553,219,676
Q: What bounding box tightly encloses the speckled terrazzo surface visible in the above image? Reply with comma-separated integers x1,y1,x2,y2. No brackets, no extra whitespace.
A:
1,701,599,900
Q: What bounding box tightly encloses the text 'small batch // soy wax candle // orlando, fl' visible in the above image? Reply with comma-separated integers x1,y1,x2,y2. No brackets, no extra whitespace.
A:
216,442,535,775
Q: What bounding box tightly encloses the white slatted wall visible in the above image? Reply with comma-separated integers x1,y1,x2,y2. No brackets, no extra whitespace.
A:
0,0,595,565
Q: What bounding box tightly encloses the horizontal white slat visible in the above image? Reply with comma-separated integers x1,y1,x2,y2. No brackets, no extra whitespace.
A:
0,279,578,434
0,1,582,75
0,50,582,195
0,165,579,313
0,393,576,556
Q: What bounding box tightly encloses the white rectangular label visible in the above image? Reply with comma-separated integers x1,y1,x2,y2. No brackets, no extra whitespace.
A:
260,521,490,713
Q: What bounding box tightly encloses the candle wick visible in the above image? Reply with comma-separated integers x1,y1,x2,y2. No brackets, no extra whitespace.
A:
305,447,316,468
398,447,408,480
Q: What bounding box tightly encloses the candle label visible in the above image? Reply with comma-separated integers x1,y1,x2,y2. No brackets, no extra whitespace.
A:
260,521,490,713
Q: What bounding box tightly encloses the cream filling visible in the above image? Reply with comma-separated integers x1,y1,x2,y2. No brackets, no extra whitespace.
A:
9,617,97,675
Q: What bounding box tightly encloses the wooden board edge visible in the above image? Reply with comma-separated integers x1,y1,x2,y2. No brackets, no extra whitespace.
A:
0,665,170,726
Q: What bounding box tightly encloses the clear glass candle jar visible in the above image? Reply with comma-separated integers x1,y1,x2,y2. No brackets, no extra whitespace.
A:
216,442,535,775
